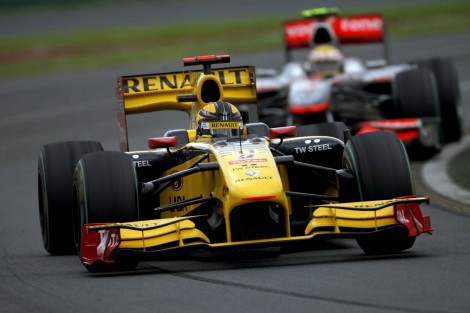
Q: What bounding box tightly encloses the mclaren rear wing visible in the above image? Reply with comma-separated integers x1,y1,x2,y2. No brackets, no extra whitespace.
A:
283,10,389,63
115,55,257,151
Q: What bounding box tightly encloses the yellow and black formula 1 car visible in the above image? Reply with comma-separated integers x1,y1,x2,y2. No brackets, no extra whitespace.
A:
38,55,432,272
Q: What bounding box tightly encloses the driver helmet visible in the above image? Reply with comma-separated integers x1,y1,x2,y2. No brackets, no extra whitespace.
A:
307,44,344,77
196,101,243,138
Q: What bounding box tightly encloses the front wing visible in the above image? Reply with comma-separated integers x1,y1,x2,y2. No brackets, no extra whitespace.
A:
81,197,431,267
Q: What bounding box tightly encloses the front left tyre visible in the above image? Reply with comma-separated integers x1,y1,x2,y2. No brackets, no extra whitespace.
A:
38,141,103,255
342,131,416,255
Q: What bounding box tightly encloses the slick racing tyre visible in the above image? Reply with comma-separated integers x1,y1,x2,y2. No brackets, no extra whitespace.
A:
38,141,103,255
342,131,416,255
416,58,462,143
73,151,139,272
393,68,440,118
393,68,442,159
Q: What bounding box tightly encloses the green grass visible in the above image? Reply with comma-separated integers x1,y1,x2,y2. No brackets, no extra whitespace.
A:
1,2,470,79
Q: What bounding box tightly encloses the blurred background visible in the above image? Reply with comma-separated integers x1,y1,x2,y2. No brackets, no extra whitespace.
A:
1,0,469,183
2,0,470,78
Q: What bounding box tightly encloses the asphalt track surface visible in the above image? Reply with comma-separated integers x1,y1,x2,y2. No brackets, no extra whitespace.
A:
1,1,470,313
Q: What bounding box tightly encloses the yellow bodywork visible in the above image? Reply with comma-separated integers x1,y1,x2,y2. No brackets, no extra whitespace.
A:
159,137,291,242
305,200,402,235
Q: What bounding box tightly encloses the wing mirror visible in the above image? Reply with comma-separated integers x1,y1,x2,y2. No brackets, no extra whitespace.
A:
148,137,177,149
269,126,297,139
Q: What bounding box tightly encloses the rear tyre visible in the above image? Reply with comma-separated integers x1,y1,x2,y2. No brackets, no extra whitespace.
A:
342,131,416,254
38,141,103,255
416,58,462,143
393,68,439,118
393,68,442,159
73,151,139,272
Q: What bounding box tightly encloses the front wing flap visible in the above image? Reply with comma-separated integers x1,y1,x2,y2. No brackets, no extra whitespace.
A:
306,196,432,236
81,197,431,267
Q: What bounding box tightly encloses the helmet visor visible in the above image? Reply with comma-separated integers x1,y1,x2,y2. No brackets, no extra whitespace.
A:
311,61,342,76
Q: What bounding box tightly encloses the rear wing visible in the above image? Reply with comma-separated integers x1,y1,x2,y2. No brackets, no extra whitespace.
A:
115,55,257,151
284,12,389,62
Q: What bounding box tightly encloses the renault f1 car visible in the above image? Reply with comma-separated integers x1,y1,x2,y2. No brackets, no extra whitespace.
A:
256,8,462,159
38,54,431,272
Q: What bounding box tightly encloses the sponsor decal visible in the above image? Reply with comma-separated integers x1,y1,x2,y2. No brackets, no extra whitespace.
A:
333,15,384,43
338,16,382,33
201,121,243,130
235,176,273,183
169,195,188,212
245,170,260,177
284,20,316,48
229,158,268,165
171,179,183,191
170,172,183,191
122,68,249,94
294,143,333,153
133,160,151,167
285,21,314,38
231,164,269,171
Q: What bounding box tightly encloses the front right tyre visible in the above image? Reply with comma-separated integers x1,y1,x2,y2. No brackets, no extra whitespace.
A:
73,151,140,272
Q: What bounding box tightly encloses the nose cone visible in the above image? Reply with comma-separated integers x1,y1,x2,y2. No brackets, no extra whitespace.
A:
209,139,289,210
